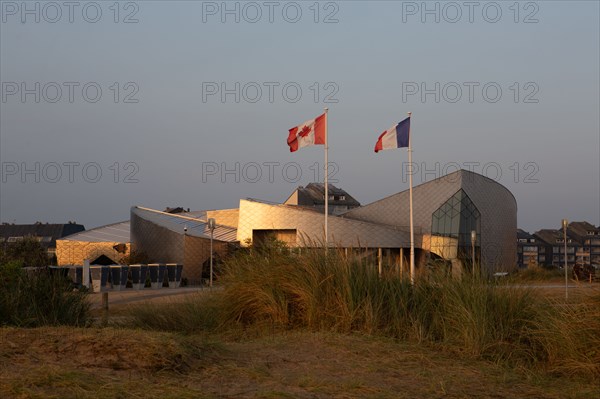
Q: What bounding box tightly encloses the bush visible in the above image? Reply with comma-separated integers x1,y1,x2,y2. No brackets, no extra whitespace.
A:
0,264,91,327
0,236,50,267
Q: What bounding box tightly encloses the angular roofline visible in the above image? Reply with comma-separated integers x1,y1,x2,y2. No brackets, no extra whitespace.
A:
132,206,238,242
60,220,129,241
342,169,517,213
240,198,421,234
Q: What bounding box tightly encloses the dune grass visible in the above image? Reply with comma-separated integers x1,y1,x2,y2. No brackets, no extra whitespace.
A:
0,263,91,327
127,244,600,378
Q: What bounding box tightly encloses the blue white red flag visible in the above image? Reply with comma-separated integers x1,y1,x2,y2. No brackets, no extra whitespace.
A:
374,116,410,153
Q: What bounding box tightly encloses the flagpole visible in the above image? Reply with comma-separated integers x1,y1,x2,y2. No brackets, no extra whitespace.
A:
407,111,415,284
324,107,329,248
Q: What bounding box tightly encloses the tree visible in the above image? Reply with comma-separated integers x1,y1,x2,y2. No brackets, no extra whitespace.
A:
2,237,49,267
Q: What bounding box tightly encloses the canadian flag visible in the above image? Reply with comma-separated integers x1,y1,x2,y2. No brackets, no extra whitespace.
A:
287,113,326,152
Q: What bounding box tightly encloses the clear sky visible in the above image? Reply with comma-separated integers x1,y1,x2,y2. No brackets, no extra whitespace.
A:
1,0,599,232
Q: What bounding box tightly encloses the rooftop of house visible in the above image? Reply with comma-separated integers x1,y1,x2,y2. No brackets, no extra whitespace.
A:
567,221,600,240
517,229,535,241
285,183,361,207
0,222,85,247
534,229,578,246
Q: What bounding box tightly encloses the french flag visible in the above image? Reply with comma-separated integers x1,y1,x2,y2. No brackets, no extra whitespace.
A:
374,116,410,153
287,113,326,152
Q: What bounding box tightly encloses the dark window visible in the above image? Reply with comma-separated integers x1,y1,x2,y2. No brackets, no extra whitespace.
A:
431,190,481,262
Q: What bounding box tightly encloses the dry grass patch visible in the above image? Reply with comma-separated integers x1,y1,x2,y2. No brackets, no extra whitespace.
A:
1,328,598,399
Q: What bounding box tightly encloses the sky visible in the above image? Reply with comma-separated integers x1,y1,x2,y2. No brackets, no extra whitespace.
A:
1,0,599,233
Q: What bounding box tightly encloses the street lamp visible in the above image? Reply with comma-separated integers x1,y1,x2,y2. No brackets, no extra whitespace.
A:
562,219,568,299
208,218,216,288
471,230,477,278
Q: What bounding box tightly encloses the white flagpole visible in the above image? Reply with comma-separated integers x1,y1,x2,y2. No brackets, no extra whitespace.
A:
324,107,329,247
407,111,415,284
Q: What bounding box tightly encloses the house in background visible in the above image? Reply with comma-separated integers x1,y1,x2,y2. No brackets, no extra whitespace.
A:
567,221,600,267
0,222,85,260
517,229,543,268
533,229,580,268
284,183,361,215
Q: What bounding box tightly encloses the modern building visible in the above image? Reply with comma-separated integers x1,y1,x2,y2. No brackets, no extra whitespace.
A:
130,206,238,284
57,169,518,281
1,222,85,259
56,221,130,266
236,169,517,275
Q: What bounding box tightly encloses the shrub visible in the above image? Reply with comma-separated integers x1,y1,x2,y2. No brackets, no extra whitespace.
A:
0,264,91,327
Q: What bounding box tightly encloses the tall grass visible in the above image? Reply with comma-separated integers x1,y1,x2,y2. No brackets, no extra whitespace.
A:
0,263,91,327
129,243,600,377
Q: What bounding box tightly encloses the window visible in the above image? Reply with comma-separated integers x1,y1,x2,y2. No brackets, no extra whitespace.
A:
329,195,335,200
7,236,22,243
518,238,527,243
587,231,596,236
253,229,297,246
431,190,481,262
529,238,536,243
339,195,346,201
556,238,564,243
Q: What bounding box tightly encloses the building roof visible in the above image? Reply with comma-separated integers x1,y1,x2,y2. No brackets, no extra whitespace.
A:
285,183,361,207
533,229,578,246
132,206,238,242
567,221,600,241
0,223,85,247
517,229,535,240
60,220,130,243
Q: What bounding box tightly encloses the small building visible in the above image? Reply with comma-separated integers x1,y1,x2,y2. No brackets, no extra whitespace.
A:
56,221,130,266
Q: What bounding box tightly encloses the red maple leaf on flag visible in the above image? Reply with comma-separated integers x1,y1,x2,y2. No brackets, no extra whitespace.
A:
298,125,312,138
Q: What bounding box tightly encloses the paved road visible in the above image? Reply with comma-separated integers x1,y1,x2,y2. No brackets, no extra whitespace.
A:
88,286,218,309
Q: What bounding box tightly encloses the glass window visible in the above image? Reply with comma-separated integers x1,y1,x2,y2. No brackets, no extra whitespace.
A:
431,190,481,262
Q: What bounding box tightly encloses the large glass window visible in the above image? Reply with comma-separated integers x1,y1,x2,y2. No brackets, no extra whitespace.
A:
431,190,481,261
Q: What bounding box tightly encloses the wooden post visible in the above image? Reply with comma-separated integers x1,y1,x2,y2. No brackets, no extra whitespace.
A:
400,248,404,279
378,248,382,277
102,292,109,310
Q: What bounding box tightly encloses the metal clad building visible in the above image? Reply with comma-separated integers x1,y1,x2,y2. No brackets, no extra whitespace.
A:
130,207,238,283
